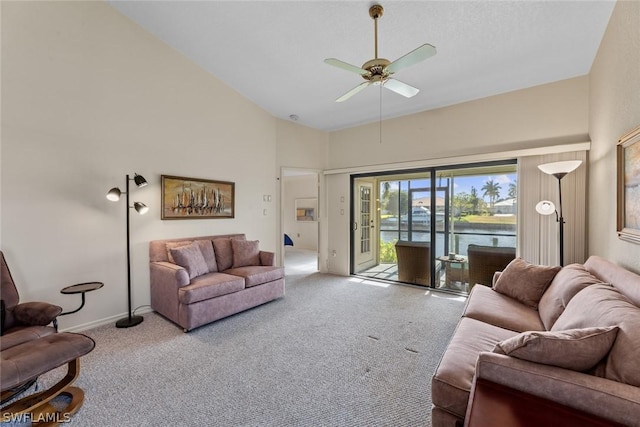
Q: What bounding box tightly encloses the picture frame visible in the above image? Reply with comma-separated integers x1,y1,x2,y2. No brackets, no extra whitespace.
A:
295,198,317,222
161,175,234,220
616,125,640,244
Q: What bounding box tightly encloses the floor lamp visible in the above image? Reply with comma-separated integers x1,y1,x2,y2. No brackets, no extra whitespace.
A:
107,173,149,328
536,160,582,266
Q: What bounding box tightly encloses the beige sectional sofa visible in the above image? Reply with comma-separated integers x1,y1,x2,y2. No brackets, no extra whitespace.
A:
432,256,640,426
149,234,284,332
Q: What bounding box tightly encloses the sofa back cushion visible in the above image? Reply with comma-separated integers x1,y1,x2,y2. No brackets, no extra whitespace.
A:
492,258,561,309
213,236,245,271
149,234,245,263
584,255,640,307
196,240,217,273
538,264,605,330
552,284,640,387
231,239,260,268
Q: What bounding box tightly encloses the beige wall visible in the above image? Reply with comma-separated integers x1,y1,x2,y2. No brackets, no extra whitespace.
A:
1,1,280,331
328,76,589,170
589,0,640,273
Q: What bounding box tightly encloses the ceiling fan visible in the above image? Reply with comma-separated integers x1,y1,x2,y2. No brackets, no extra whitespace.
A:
324,4,436,103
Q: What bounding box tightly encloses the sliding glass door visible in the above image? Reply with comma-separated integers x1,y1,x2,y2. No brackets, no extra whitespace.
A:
351,160,517,294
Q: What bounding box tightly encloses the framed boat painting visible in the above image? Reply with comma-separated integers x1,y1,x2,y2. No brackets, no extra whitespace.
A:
617,125,640,244
161,175,235,220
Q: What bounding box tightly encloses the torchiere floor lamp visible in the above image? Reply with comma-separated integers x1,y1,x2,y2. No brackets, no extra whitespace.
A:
536,160,582,266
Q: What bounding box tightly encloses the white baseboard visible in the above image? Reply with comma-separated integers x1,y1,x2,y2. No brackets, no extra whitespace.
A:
59,306,154,333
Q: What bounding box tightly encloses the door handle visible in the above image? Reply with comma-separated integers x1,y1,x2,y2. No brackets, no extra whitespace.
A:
353,222,358,231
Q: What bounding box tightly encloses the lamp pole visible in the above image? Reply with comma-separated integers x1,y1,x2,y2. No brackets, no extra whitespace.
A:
554,173,566,267
116,174,144,328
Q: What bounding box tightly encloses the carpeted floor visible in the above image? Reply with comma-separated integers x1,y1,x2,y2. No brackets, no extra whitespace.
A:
12,272,465,427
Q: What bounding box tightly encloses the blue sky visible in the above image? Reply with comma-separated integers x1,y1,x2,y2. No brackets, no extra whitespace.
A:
383,173,517,202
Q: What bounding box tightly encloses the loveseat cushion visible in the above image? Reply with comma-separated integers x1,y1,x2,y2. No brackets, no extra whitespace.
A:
493,258,560,309
552,284,640,387
493,326,619,372
463,285,545,332
224,266,284,288
178,273,245,304
170,242,209,279
213,237,245,271
196,240,218,272
538,264,604,330
432,317,517,419
231,239,260,268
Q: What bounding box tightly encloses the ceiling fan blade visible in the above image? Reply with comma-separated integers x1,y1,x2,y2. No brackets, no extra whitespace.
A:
386,43,437,74
324,58,370,76
336,81,371,102
383,78,420,98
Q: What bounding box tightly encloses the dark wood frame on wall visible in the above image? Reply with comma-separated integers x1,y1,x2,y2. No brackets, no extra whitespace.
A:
617,125,640,244
161,175,235,220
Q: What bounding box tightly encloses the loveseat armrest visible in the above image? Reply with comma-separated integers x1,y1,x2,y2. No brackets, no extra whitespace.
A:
474,352,640,426
150,262,190,288
13,302,62,326
259,251,275,266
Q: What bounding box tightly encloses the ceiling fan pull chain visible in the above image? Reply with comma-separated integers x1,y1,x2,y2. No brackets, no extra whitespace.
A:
379,83,383,144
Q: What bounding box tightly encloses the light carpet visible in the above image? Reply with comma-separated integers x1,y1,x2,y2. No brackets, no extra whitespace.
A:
12,272,465,427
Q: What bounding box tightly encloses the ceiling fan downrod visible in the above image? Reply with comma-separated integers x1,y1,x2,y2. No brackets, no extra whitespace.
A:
370,4,384,59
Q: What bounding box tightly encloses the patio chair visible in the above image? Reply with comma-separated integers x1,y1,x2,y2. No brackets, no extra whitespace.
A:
467,244,516,290
395,240,432,286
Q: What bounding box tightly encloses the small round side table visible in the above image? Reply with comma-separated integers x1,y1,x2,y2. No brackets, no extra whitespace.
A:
60,282,104,316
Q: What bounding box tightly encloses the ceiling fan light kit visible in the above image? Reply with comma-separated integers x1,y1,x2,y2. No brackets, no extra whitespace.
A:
324,4,436,103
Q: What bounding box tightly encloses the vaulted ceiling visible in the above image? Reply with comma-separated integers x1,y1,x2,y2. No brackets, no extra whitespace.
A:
109,1,616,131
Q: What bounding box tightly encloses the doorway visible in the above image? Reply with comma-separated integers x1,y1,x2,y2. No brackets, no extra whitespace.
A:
281,168,320,274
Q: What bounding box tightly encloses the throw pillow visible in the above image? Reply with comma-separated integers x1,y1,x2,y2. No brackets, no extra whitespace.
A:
493,326,619,371
169,242,209,279
493,258,561,309
538,264,606,330
165,240,192,264
195,240,217,273
231,239,260,268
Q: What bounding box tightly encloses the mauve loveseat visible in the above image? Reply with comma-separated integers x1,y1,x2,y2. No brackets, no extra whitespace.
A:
432,256,640,426
149,234,284,332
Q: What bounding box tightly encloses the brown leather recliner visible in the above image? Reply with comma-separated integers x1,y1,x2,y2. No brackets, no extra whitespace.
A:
1,251,62,350
1,251,95,424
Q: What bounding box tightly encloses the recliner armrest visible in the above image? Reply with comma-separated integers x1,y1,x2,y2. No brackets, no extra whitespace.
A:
13,302,62,326
474,352,640,426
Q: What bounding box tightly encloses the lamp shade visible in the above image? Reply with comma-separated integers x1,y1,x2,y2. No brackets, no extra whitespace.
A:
134,202,149,214
133,174,148,188
536,200,556,215
538,160,582,176
106,187,122,201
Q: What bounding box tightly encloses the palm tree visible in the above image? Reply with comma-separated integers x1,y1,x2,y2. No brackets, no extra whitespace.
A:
470,186,480,214
481,179,501,209
508,181,517,199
